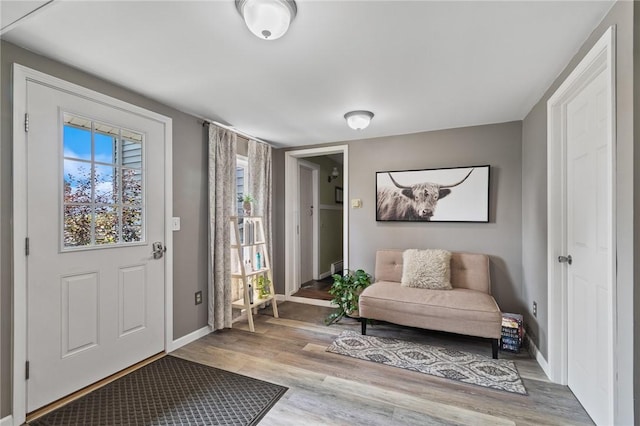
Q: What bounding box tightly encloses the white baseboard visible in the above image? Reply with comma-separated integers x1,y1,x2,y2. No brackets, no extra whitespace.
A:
0,415,13,426
169,325,211,352
318,271,331,280
526,334,550,379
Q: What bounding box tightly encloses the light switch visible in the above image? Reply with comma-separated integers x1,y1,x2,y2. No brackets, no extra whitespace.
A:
351,199,362,208
172,217,181,231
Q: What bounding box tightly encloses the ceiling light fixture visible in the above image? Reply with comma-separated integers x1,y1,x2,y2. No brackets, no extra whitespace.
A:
235,0,297,41
344,110,374,130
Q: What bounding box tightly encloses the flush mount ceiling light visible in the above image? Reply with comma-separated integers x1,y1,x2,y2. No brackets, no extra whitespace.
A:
344,110,374,130
235,0,297,41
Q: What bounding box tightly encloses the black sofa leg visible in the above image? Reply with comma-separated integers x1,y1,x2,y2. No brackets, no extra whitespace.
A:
492,339,499,359
361,318,367,335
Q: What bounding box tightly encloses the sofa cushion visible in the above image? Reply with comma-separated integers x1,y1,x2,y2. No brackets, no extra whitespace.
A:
359,281,501,338
374,249,492,294
374,250,404,283
401,249,452,290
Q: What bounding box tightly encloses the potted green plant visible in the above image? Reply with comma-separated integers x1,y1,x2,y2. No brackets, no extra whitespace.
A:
254,275,271,299
239,194,254,216
325,269,372,325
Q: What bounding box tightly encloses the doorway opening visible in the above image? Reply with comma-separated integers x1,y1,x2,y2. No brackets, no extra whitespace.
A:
284,146,348,306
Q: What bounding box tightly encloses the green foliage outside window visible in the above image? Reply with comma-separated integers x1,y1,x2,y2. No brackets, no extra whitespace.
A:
64,166,142,247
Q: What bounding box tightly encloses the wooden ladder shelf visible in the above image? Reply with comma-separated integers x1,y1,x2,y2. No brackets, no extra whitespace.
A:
230,216,278,332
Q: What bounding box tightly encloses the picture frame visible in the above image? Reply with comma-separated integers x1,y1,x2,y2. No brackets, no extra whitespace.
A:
376,165,490,222
335,187,343,204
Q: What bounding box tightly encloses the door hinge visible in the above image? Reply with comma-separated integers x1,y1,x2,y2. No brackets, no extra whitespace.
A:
26,361,30,380
25,237,30,256
25,113,29,133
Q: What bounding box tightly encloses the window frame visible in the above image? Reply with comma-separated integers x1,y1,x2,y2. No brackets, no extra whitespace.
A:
60,111,147,252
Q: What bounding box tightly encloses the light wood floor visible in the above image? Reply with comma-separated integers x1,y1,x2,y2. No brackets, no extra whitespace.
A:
171,302,593,425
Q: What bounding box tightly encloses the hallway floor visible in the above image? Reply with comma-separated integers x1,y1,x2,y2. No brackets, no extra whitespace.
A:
291,278,333,301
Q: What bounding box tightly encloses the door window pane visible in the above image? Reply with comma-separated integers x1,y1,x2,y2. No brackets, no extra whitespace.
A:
122,169,143,205
121,138,142,169
63,205,92,247
62,113,144,249
95,131,116,164
63,125,91,161
95,206,119,245
122,207,143,243
95,165,117,204
63,159,92,204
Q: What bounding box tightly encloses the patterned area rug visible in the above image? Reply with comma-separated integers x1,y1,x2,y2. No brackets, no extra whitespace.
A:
327,330,527,395
29,355,288,425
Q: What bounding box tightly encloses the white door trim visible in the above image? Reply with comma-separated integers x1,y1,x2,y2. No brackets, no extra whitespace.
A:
11,64,173,425
297,159,320,282
284,145,348,299
546,26,616,423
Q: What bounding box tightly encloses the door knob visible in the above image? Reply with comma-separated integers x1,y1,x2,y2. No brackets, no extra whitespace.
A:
152,242,166,259
558,255,572,265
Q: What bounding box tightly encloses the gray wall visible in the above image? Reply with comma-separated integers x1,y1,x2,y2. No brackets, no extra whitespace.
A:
276,121,523,315
521,99,548,356
272,149,286,294
0,41,210,417
348,122,523,314
521,1,635,421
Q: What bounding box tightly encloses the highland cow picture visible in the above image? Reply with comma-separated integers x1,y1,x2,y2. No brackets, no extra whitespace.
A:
376,165,490,222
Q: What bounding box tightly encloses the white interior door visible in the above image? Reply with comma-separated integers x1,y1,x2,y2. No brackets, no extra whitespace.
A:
298,164,314,285
26,80,166,411
565,69,612,425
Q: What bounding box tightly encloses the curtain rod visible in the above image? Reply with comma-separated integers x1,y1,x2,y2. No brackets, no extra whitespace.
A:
202,119,273,148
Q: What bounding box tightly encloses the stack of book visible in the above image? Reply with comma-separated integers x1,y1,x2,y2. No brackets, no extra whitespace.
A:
501,313,523,353
244,220,255,245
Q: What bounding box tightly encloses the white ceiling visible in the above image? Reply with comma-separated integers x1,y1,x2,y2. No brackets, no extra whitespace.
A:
0,0,50,32
1,0,614,147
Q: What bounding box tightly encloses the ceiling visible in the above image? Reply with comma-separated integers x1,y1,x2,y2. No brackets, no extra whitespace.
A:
0,0,50,32
1,0,614,147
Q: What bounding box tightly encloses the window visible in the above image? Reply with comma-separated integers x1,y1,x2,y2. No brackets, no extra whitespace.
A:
236,155,248,217
236,156,248,243
62,113,144,249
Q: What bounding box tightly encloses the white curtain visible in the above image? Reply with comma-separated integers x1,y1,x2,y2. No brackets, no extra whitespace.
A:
248,140,272,261
208,125,237,330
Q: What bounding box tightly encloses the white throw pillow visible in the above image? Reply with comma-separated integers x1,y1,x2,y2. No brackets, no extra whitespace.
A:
401,249,453,290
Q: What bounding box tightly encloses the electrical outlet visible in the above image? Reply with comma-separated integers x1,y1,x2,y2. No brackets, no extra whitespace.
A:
195,291,202,305
533,301,537,317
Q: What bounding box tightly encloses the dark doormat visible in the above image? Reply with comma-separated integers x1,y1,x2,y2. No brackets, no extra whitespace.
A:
29,355,288,426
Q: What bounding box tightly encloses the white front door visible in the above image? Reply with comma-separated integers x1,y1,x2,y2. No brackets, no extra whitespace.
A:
565,69,612,425
26,80,166,411
298,164,314,285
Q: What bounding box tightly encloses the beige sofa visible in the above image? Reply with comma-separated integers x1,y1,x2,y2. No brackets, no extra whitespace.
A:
359,249,502,358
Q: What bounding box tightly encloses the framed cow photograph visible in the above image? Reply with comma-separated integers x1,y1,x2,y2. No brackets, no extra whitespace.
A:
376,165,490,222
